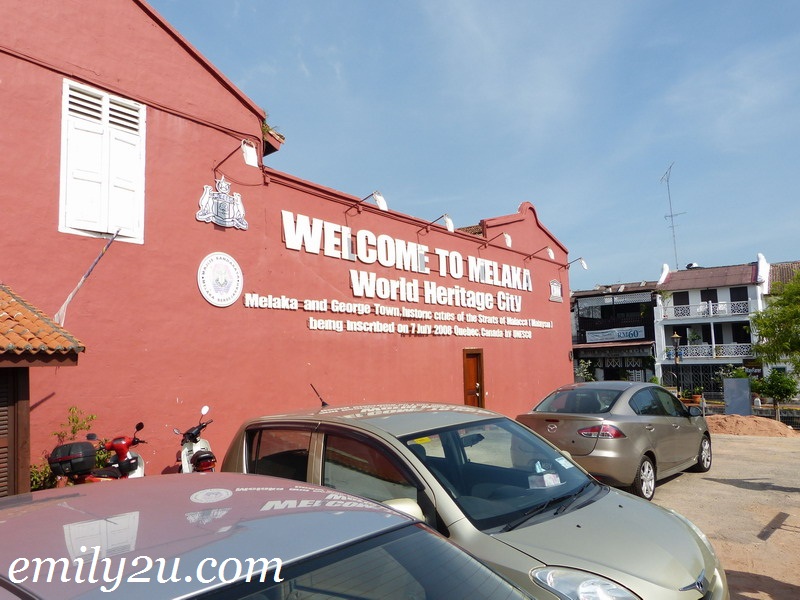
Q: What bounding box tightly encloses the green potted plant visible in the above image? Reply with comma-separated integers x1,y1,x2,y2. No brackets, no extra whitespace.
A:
687,330,702,345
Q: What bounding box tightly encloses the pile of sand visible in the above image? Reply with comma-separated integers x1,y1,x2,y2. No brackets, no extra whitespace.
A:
705,413,799,437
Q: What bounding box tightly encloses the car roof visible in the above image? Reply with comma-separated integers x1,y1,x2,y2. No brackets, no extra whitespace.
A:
553,381,653,392
0,473,412,599
242,402,502,438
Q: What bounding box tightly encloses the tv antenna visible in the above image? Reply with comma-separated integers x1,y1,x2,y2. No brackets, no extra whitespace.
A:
660,162,684,270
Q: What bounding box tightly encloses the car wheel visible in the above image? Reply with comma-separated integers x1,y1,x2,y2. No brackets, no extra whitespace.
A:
690,436,712,473
630,456,656,500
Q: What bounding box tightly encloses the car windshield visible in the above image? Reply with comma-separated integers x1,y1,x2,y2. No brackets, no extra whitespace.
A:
534,388,622,414
203,524,531,599
400,418,595,531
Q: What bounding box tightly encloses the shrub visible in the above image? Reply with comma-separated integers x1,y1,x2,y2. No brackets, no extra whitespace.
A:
30,405,100,491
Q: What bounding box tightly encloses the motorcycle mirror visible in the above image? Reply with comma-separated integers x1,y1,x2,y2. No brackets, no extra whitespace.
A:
135,422,144,432
201,405,210,416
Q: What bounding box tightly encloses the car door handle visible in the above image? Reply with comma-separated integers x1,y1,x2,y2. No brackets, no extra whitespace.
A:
672,424,680,429
645,425,655,431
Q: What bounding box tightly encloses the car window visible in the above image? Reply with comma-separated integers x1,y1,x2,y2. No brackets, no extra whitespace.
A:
535,389,618,413
535,390,569,412
403,418,592,531
246,427,312,482
415,433,446,459
629,389,667,416
212,525,531,600
323,433,418,503
461,423,513,468
653,388,690,417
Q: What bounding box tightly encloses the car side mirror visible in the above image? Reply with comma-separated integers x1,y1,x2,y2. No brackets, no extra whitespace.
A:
688,406,703,417
383,497,425,521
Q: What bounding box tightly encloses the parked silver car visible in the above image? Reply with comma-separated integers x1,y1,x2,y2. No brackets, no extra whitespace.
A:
518,381,713,500
222,402,728,599
0,472,534,599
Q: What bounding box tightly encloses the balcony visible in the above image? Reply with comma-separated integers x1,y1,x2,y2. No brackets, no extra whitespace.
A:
659,300,753,321
665,343,752,360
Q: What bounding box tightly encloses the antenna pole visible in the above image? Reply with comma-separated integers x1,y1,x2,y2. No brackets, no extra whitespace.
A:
660,163,683,270
310,383,328,407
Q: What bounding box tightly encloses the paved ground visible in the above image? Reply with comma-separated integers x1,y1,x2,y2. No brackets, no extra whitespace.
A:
651,434,800,600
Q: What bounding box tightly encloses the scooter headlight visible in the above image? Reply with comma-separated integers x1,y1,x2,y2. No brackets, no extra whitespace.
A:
530,567,640,599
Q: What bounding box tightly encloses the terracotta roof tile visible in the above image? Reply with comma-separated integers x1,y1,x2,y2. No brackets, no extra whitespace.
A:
657,263,758,291
458,224,483,236
0,284,85,356
770,261,800,286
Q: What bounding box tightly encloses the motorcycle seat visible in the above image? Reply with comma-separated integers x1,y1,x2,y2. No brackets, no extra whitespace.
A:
91,466,124,479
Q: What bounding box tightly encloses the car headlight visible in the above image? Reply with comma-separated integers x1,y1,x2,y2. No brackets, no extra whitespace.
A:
530,567,640,600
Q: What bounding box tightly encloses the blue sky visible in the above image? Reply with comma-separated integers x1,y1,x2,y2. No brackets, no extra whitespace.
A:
149,1,800,291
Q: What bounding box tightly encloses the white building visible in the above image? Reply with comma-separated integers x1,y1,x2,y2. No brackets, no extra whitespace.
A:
653,255,770,397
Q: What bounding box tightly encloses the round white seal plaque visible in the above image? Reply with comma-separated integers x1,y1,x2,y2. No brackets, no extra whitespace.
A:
197,252,243,307
190,488,233,504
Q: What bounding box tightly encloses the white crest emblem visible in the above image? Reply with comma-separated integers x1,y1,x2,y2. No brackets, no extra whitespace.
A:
197,252,244,307
196,176,248,230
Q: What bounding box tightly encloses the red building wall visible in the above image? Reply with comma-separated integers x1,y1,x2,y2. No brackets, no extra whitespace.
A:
1,0,573,475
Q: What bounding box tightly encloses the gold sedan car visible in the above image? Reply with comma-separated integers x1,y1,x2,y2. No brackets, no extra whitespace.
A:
223,402,728,600
518,381,713,500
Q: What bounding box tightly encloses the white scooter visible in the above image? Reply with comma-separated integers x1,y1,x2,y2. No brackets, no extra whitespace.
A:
174,406,216,473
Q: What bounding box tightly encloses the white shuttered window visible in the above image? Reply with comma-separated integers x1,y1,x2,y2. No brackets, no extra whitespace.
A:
59,80,146,243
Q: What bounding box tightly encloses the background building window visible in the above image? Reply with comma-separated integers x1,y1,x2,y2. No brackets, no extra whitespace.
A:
59,80,146,243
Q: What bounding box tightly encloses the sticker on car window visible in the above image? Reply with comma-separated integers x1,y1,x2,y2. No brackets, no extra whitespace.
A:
411,437,431,444
529,473,562,488
555,457,575,469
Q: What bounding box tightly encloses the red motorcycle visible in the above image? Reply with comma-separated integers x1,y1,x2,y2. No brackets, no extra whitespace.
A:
49,422,146,484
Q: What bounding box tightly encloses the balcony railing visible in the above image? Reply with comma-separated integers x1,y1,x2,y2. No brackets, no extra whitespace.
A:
660,300,753,321
665,343,752,360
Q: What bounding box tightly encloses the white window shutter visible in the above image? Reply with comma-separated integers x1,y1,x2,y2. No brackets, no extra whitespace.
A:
108,127,143,238
63,116,107,232
60,80,146,243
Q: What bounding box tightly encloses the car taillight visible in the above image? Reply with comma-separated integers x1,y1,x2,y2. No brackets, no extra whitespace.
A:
578,424,626,439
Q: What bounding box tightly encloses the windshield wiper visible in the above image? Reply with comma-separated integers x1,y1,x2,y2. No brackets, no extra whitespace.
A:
554,480,595,516
502,491,575,532
502,481,596,532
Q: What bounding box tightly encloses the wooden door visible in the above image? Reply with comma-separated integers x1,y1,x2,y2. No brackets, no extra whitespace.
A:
0,369,30,497
462,350,484,407
0,370,12,497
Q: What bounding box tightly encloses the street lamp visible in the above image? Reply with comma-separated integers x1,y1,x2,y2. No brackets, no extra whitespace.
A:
671,331,681,395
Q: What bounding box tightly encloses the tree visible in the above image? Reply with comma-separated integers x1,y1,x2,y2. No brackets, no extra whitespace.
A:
751,369,799,420
751,272,800,372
